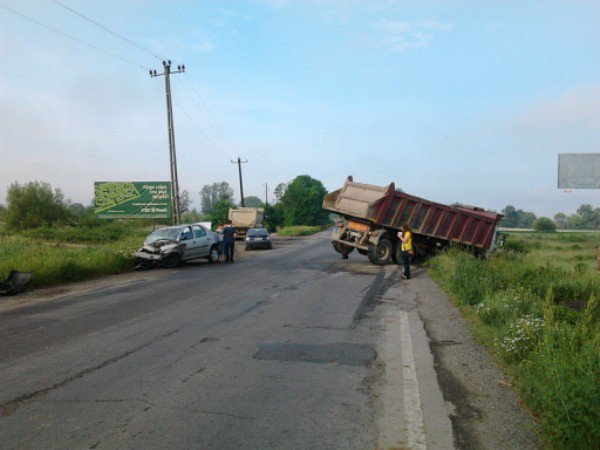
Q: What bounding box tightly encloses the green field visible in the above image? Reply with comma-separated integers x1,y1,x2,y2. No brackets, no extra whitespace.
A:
0,222,329,287
504,230,600,271
0,222,150,287
429,231,600,449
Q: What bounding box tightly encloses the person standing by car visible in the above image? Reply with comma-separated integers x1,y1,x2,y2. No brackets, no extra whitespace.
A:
216,223,225,258
398,222,412,279
222,220,237,263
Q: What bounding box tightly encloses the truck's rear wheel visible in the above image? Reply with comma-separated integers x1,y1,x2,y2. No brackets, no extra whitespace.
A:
368,238,392,265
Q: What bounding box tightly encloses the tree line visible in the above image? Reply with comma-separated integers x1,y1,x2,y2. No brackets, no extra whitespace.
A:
192,175,330,231
6,181,600,234
0,175,331,231
501,204,600,232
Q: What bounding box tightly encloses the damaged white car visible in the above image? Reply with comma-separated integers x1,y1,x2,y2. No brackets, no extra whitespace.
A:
134,223,221,268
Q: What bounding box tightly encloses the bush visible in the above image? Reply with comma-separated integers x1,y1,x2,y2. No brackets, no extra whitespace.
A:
533,217,557,233
209,197,236,226
280,175,330,226
264,203,284,232
5,181,71,230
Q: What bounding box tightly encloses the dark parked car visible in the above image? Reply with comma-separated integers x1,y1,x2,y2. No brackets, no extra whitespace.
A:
245,227,272,250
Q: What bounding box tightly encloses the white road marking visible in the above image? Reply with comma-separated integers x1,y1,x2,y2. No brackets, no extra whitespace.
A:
399,310,427,450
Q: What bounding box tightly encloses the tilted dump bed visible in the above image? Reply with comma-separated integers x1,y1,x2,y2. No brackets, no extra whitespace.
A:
323,177,502,252
368,190,502,250
322,178,392,219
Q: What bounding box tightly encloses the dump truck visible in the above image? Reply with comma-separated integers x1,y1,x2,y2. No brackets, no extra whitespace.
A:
228,207,265,239
322,176,503,265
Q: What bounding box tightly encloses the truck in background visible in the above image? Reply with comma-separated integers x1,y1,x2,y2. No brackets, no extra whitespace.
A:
228,207,265,239
322,176,503,265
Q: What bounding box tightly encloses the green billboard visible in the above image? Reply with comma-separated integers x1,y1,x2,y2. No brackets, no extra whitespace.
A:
95,182,172,219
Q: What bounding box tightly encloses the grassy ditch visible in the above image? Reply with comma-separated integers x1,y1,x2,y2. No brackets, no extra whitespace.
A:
429,232,600,449
276,225,330,237
0,222,151,288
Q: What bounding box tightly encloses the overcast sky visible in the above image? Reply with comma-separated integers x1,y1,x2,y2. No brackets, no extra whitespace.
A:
1,0,599,217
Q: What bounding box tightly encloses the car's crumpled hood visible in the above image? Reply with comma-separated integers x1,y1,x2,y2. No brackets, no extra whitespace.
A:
141,239,180,253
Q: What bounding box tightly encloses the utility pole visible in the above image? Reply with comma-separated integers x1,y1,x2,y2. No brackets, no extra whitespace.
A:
265,182,268,205
231,157,248,207
150,60,185,225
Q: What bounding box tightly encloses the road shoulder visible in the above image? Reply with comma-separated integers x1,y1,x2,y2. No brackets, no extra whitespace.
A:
412,268,541,449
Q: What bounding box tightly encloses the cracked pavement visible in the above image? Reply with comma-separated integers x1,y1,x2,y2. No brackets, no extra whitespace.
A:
0,232,539,449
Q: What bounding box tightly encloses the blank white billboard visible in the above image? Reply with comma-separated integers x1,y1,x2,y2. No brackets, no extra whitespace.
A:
558,153,600,189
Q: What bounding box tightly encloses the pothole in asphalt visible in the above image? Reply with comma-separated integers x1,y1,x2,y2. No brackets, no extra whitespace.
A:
253,343,376,366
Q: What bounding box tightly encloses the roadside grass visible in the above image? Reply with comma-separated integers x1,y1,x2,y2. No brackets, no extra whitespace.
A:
0,221,329,288
0,223,151,287
276,225,329,237
429,233,600,449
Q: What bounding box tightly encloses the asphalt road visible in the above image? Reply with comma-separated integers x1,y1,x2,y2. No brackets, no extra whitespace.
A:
0,233,539,449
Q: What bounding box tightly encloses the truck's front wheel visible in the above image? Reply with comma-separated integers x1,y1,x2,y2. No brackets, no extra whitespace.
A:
368,238,392,265
332,241,354,258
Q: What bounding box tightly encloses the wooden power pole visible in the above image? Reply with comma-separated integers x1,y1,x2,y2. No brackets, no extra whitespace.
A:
150,60,185,224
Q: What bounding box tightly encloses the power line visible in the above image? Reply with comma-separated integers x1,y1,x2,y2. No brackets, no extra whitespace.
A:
180,73,239,151
174,77,233,151
42,1,238,158
0,3,150,70
49,0,165,61
172,96,226,154
49,0,238,156
184,73,238,150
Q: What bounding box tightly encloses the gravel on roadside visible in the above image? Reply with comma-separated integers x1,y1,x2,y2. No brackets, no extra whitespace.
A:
410,267,542,450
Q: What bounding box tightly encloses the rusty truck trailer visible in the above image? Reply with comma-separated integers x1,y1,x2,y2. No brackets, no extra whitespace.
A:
323,177,503,265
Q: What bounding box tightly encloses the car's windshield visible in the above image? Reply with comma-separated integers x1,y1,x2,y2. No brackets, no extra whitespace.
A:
248,229,268,237
144,228,180,244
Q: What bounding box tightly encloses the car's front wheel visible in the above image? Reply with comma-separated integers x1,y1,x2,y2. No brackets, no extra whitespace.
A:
208,246,219,263
161,253,180,268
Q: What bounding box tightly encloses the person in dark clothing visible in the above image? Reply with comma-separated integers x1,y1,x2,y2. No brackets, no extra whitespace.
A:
221,220,236,263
